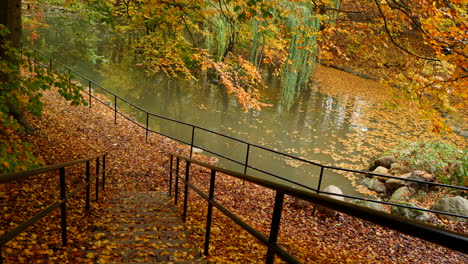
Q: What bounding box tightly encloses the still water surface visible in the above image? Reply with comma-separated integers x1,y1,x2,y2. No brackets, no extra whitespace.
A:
26,13,381,197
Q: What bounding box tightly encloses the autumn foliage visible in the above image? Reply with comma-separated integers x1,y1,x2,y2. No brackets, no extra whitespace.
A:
1,89,466,263
57,0,467,127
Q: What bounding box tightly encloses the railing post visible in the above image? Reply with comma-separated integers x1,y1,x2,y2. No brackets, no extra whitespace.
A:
114,96,117,124
68,69,71,83
244,143,251,175
59,167,68,246
189,126,195,158
146,113,149,142
316,166,325,193
88,81,92,107
95,157,100,201
169,155,173,196
312,166,325,215
85,161,91,211
102,155,106,190
175,157,180,205
182,161,191,222
49,58,52,71
265,191,285,264
204,169,217,256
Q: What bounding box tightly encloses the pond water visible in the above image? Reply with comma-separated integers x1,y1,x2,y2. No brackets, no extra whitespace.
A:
25,12,389,197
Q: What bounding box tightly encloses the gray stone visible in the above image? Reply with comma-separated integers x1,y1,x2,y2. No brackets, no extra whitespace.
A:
385,178,407,192
317,185,344,217
389,162,412,175
363,178,386,193
391,202,430,222
371,156,396,170
372,166,390,182
407,170,434,191
389,186,412,203
350,199,386,212
431,196,468,222
192,147,203,154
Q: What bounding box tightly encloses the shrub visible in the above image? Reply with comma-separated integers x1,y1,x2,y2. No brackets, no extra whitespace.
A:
387,140,467,186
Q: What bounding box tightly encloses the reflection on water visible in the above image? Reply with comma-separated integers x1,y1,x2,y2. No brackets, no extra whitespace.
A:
25,12,381,197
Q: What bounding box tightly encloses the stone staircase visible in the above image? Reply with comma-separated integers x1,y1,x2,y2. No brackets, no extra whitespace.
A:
86,191,206,263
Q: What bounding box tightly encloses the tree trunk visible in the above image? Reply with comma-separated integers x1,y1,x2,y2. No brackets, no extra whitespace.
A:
0,0,22,50
1,0,30,131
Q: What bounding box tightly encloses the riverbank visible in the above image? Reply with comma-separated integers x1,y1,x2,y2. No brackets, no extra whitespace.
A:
2,88,466,263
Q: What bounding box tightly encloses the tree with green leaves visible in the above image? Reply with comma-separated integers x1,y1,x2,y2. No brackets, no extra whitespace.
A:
0,0,87,173
26,0,468,127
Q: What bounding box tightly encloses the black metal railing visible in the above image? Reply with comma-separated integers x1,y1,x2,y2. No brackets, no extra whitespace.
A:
21,43,468,220
168,153,467,263
0,153,107,263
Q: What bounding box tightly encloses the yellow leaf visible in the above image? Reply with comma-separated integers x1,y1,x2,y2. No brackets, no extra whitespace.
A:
86,252,95,258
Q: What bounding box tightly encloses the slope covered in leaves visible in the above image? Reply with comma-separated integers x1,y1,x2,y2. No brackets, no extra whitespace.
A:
0,87,466,263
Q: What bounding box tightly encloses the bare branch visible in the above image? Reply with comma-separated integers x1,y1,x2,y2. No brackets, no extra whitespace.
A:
373,0,439,61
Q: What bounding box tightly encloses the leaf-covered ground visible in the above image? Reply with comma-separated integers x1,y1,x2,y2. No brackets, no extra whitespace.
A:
1,86,467,263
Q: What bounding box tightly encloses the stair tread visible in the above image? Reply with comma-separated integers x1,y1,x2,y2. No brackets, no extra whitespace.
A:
87,191,205,263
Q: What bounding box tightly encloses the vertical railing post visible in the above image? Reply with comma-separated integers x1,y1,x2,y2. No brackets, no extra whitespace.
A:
204,169,216,256
102,155,106,190
312,166,325,215
182,161,191,222
175,157,180,204
49,58,52,71
189,126,195,158
88,81,92,107
244,143,251,175
68,69,71,83
59,167,68,246
169,155,173,196
85,161,91,211
146,113,149,142
114,96,117,124
265,191,285,264
316,166,325,193
95,158,100,201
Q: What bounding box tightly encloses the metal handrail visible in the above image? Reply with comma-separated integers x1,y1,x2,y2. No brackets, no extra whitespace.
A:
0,153,107,263
21,43,468,217
169,153,467,263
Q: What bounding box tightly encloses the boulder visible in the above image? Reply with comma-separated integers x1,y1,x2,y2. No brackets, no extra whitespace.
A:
371,166,390,182
407,170,434,191
317,185,344,217
389,162,412,175
370,156,396,170
363,178,386,193
391,202,430,222
350,199,386,212
385,178,407,192
389,186,412,203
192,147,204,154
431,196,468,222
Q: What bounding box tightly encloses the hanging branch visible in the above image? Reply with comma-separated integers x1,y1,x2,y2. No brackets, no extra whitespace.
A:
373,0,439,61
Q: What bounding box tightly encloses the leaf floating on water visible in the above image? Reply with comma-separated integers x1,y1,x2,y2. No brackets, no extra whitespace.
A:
284,158,303,167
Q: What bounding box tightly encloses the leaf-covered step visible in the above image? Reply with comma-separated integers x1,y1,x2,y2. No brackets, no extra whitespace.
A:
85,191,205,263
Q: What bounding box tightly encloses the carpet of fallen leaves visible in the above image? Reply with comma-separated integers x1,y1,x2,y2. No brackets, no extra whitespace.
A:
1,88,467,263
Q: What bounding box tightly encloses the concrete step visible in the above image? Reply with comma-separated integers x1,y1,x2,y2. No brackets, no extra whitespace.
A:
86,191,206,263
